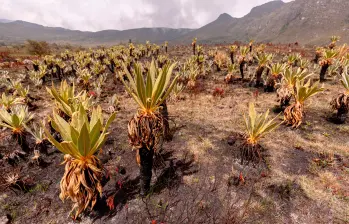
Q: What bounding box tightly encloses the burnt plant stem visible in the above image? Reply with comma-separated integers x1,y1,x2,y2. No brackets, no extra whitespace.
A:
255,67,264,87
320,64,329,82
139,147,154,196
13,133,29,153
36,141,48,155
265,78,275,92
71,65,76,76
216,63,221,72
337,109,347,123
160,100,171,141
311,54,317,63
33,64,39,72
336,104,348,124
265,67,270,78
107,63,114,74
230,52,234,64
241,143,261,165
239,61,246,79
55,65,62,81
280,97,291,111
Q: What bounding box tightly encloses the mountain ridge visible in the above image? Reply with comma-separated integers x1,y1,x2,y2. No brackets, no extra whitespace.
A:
0,19,13,23
1,0,348,45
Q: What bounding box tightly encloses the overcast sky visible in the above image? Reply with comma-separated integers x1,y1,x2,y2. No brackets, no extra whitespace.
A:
0,0,292,31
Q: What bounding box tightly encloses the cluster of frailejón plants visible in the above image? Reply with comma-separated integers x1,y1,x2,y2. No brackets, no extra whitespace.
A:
0,35,348,221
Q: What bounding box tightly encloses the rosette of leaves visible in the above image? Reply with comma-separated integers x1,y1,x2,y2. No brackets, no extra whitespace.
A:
119,59,178,195
44,105,116,219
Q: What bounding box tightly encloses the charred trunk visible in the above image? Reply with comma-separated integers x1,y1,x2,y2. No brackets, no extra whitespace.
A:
320,64,329,82
255,66,264,87
160,101,172,141
265,67,270,77
33,64,39,72
193,44,196,56
313,54,320,64
36,140,49,155
241,142,262,164
230,52,234,64
265,78,275,92
336,106,348,124
55,65,62,81
239,61,246,79
139,147,154,196
130,49,133,57
13,133,30,153
71,65,76,76
107,63,114,74
280,97,291,111
216,63,221,72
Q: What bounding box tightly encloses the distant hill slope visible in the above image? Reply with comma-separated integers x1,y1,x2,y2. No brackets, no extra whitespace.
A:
1,0,349,45
0,19,13,23
0,21,193,45
176,13,239,43
173,0,286,43
253,0,349,44
178,0,349,44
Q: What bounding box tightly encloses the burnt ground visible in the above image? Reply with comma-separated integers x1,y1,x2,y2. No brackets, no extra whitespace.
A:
0,45,349,224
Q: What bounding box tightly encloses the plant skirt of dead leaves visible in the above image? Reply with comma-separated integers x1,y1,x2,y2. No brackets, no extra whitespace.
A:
44,105,116,219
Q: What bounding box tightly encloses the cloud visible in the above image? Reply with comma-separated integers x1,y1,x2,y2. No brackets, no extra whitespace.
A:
0,0,293,31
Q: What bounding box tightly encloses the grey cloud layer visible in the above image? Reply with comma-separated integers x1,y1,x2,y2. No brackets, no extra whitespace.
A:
0,0,291,31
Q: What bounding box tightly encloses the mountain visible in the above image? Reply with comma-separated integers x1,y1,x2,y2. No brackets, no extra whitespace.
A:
0,21,193,45
176,13,238,43
248,0,285,18
252,0,349,44
0,19,13,23
177,0,349,44
0,20,87,44
87,28,193,44
177,0,287,43
0,0,348,45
